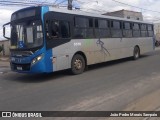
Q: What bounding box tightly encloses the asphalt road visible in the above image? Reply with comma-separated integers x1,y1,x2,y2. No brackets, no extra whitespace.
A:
0,49,160,120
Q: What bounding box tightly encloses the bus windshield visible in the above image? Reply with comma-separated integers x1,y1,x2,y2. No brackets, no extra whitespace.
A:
11,20,43,49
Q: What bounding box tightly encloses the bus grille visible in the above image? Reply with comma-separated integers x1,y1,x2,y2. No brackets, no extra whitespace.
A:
11,63,31,71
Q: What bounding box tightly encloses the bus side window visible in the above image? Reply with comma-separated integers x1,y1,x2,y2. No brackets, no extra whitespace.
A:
123,22,132,37
133,23,140,37
51,21,59,38
148,24,154,37
60,21,70,38
141,24,148,37
46,20,70,39
111,21,122,38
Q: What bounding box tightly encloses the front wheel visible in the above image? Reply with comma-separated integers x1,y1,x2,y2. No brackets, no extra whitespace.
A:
71,54,85,75
133,46,140,60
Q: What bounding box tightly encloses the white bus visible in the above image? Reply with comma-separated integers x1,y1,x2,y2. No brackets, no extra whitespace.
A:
3,6,154,74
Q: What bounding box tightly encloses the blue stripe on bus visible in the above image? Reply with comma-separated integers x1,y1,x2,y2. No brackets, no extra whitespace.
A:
41,6,53,73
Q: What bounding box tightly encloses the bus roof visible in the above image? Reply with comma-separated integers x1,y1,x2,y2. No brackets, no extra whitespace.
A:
49,7,153,25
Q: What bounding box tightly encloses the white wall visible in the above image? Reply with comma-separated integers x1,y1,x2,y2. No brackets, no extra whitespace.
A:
0,40,10,56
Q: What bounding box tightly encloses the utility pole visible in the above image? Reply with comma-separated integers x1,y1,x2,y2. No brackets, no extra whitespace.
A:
68,0,73,10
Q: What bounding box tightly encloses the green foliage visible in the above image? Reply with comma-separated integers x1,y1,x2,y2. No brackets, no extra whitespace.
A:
0,46,3,53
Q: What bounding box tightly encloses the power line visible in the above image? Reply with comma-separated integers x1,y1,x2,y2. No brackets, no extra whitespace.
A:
53,0,59,4
1,0,160,23
56,0,67,6
112,0,160,14
74,0,107,13
0,0,56,6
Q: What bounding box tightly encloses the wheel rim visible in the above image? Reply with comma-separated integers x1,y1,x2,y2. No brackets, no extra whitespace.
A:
74,59,82,70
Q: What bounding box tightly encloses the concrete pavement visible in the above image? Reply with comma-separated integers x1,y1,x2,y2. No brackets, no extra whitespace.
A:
0,57,10,74
0,48,160,120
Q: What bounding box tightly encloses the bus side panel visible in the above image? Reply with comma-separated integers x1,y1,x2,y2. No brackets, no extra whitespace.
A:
52,43,71,71
51,36,155,72
138,37,154,54
99,38,123,61
51,39,96,71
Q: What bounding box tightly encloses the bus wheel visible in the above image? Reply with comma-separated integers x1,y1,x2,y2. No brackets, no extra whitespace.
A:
71,54,85,75
133,46,140,60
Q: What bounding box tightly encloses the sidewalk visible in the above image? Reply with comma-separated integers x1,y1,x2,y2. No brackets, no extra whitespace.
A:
0,60,10,74
155,47,160,51
0,56,9,62
0,56,10,67
143,108,160,120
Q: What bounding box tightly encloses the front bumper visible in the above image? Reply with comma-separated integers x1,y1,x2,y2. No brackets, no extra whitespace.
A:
10,59,46,74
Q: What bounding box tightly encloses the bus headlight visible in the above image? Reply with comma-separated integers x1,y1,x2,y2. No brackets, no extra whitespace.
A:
31,54,43,65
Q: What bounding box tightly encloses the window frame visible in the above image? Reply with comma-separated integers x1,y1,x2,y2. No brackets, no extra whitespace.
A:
73,16,94,39
110,20,122,38
122,22,133,38
140,24,148,37
47,19,71,40
132,23,141,37
94,18,111,38
147,24,154,37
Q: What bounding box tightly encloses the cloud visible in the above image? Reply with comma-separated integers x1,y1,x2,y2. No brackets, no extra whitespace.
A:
0,6,23,40
80,0,140,13
79,0,160,22
0,9,12,40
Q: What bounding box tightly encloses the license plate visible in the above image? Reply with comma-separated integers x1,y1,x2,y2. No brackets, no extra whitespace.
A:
17,67,22,70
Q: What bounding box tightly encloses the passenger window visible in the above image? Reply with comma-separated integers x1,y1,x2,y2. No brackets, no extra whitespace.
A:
74,17,94,39
148,25,153,31
99,20,108,29
133,23,140,37
123,22,132,37
50,21,60,38
111,21,122,37
133,23,140,30
95,19,110,38
112,21,121,29
95,19,98,28
89,18,93,28
48,20,70,39
60,21,70,38
123,22,132,30
148,25,154,37
141,24,148,37
75,17,88,28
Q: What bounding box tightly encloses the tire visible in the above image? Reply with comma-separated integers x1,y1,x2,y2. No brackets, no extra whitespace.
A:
71,54,85,75
133,46,140,60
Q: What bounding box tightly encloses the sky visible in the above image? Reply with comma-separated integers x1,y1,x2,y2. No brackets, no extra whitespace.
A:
0,0,160,40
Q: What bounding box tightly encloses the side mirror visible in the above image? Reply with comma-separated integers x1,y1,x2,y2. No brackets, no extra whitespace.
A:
3,22,11,40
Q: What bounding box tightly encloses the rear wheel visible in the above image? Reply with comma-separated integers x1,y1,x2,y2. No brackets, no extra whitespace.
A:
71,54,85,75
133,46,140,60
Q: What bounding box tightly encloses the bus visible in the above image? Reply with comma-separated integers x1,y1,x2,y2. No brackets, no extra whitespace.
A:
3,6,154,74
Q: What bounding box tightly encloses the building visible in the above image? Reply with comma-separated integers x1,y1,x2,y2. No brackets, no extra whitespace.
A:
154,23,160,41
0,40,10,56
103,9,143,21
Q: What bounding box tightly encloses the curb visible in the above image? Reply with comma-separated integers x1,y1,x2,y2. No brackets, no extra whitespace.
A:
155,47,160,51
0,58,9,62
